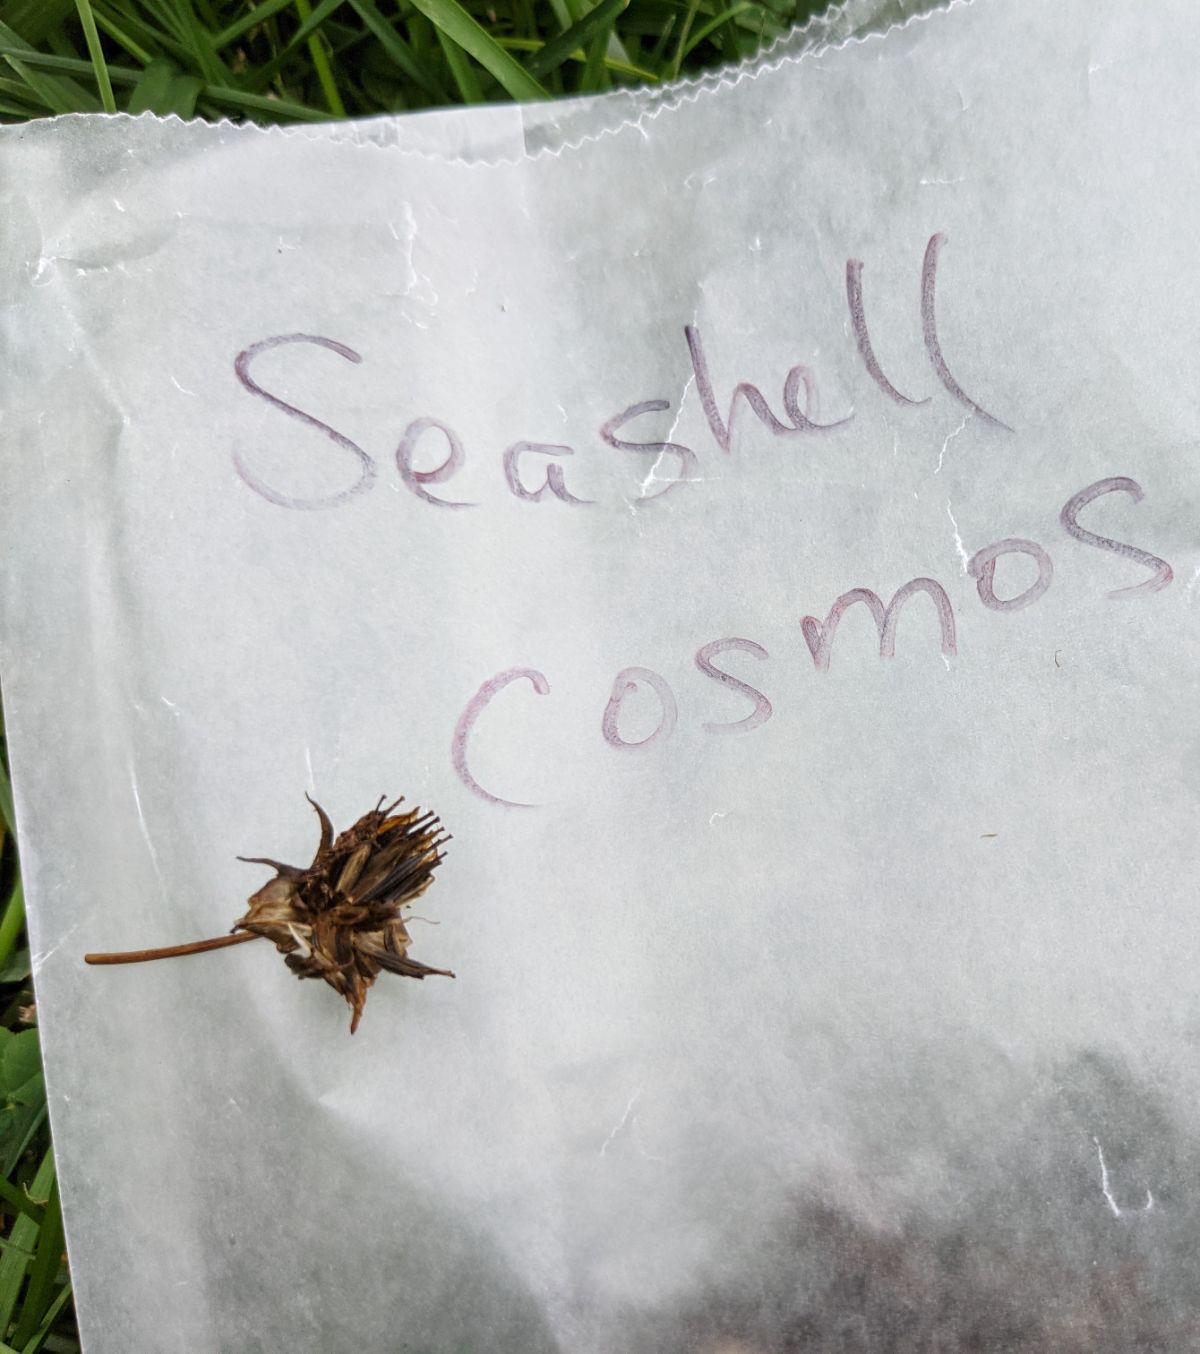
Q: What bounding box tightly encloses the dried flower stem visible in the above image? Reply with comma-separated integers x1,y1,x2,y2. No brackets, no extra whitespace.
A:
84,931,259,966
85,795,453,1031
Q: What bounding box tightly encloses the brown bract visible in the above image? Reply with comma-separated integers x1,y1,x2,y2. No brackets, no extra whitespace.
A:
234,796,453,1033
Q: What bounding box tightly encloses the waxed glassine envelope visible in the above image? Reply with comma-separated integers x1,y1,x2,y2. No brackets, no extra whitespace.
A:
3,0,1200,1349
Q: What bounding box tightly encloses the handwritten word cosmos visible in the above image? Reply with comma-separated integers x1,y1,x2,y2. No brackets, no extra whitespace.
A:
449,476,1172,805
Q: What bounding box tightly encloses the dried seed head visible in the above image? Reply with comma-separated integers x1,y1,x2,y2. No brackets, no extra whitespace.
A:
235,795,454,1032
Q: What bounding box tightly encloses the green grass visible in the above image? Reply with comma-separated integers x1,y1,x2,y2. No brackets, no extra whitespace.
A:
0,721,71,1354
0,0,832,124
0,0,832,1345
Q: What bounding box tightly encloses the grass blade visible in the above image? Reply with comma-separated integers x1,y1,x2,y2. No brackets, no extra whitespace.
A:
525,0,627,79
6,1106,48,1186
579,29,609,91
90,11,154,66
0,1148,53,1336
681,1,753,58
0,22,96,116
0,1175,44,1229
126,58,203,116
544,0,574,31
0,3,74,45
18,1281,71,1354
435,26,482,103
39,1333,78,1354
9,1175,65,1349
213,0,296,48
345,0,447,103
91,5,190,63
0,56,93,114
404,0,549,100
0,100,44,118
200,84,333,122
669,0,700,75
145,0,227,84
499,36,655,81
235,0,348,96
0,880,25,979
0,46,133,78
292,0,347,116
71,1,115,112
0,747,12,839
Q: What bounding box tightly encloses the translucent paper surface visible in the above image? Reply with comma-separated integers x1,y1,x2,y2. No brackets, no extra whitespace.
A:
3,0,1200,1348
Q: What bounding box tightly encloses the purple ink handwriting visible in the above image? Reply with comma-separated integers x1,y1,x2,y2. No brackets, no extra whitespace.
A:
967,538,1053,612
234,334,375,511
801,579,957,672
1059,477,1173,598
232,234,1009,511
451,667,550,809
601,666,679,750
694,638,773,733
450,476,1175,805
223,244,1177,815
396,418,474,508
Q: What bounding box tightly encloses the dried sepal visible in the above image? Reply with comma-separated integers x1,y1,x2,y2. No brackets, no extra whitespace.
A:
234,796,454,1032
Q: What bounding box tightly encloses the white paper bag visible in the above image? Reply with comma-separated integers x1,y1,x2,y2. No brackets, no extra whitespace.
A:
3,0,1200,1348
